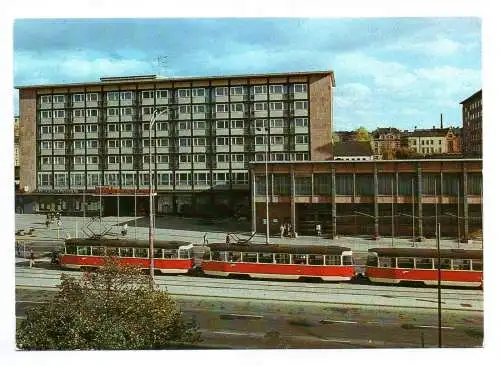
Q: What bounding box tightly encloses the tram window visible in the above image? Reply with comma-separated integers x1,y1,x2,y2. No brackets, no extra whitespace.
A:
415,258,433,269
438,259,451,270
397,257,415,269
471,259,483,271
65,245,77,255
292,254,307,264
325,255,341,266
91,246,105,256
258,253,274,263
242,253,258,263
106,248,118,256
164,249,177,259
210,251,221,261
342,255,353,265
77,246,90,256
379,257,395,268
275,253,290,264
452,259,471,271
154,249,163,258
366,254,378,267
119,248,133,257
228,252,241,262
309,255,324,265
179,249,191,259
134,248,148,258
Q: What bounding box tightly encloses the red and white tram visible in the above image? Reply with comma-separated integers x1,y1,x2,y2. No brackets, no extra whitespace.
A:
60,238,195,274
201,244,355,281
365,248,483,288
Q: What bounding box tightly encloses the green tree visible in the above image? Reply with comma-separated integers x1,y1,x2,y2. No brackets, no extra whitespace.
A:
16,257,201,350
395,147,424,159
332,132,340,145
354,127,372,142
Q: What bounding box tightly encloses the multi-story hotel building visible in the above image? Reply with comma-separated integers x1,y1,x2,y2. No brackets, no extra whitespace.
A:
461,89,482,157
16,71,334,216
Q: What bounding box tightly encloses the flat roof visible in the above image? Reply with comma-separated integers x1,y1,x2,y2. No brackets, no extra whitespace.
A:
249,158,482,165
15,70,335,89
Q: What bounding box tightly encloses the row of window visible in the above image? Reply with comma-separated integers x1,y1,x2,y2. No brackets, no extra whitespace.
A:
40,84,309,104
39,152,310,167
41,153,255,165
39,118,309,132
65,245,192,259
39,135,309,150
411,139,443,145
39,102,308,119
206,251,352,266
38,171,250,187
368,256,482,271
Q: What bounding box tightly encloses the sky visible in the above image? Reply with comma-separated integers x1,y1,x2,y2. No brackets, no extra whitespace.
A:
12,17,481,132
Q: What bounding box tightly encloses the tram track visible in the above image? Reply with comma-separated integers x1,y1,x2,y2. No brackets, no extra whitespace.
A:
15,267,482,303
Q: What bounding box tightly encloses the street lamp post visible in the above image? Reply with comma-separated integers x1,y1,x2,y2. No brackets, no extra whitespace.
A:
257,127,270,244
149,108,170,280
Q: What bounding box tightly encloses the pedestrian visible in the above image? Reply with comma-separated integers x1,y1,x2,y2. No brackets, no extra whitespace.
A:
29,249,35,269
121,223,128,236
203,233,208,245
45,218,50,228
279,224,284,239
226,234,231,245
286,223,291,238
316,223,322,237
56,218,61,228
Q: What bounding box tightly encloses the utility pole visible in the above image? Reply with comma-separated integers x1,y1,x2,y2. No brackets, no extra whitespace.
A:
437,222,442,348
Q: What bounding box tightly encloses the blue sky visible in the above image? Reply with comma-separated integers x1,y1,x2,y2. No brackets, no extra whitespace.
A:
13,18,481,131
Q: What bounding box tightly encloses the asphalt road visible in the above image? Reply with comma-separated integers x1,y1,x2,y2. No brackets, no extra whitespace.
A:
16,290,483,349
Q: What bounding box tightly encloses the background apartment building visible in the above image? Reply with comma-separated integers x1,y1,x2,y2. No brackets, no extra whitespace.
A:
371,127,401,159
404,127,461,156
16,71,334,217
461,89,482,157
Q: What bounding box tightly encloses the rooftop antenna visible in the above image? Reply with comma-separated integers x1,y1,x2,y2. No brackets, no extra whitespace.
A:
154,56,168,76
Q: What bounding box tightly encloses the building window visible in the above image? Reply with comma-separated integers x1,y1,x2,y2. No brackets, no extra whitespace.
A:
108,140,119,148
193,154,206,163
193,137,206,146
295,176,312,195
254,119,268,129
295,135,309,144
121,123,133,132
104,173,119,186
179,105,191,114
179,138,191,147
231,103,244,112
176,172,192,185
158,173,171,185
230,86,244,95
270,153,285,161
178,89,190,98
253,85,267,94
121,155,133,164
270,119,284,128
73,156,85,165
40,141,52,149
269,85,284,94
194,172,209,185
54,156,66,165
121,91,133,100
270,136,284,145
231,120,244,129
107,124,117,132
216,104,229,113
54,173,67,187
53,95,65,103
232,172,248,184
143,106,154,115
156,89,169,99
143,155,155,164
41,156,51,165
157,122,168,131
231,154,245,162
87,93,98,101
73,109,85,117
108,156,119,164
40,95,52,104
253,103,267,111
255,136,267,145
71,173,86,186
108,108,119,116
86,109,98,117
41,110,52,119
193,105,205,113
179,154,191,163
86,124,98,133
295,153,309,161
54,110,65,118
41,126,52,134
142,90,154,99
73,94,85,102
53,125,65,133
216,120,229,129
193,121,206,129
38,173,53,187
294,118,308,127
74,140,85,149
215,87,228,96
294,84,307,93
294,101,308,110
121,107,133,116
217,154,230,163
178,121,190,130
121,173,135,186
87,156,99,165
231,137,244,145
158,155,169,163
54,141,65,149
217,137,229,146
121,139,134,148
193,88,205,97
107,92,119,101
273,174,291,195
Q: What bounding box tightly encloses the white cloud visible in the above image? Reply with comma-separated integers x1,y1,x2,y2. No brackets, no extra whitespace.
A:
386,35,476,57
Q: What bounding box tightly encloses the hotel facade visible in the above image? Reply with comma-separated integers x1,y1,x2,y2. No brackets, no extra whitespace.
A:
16,71,334,216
